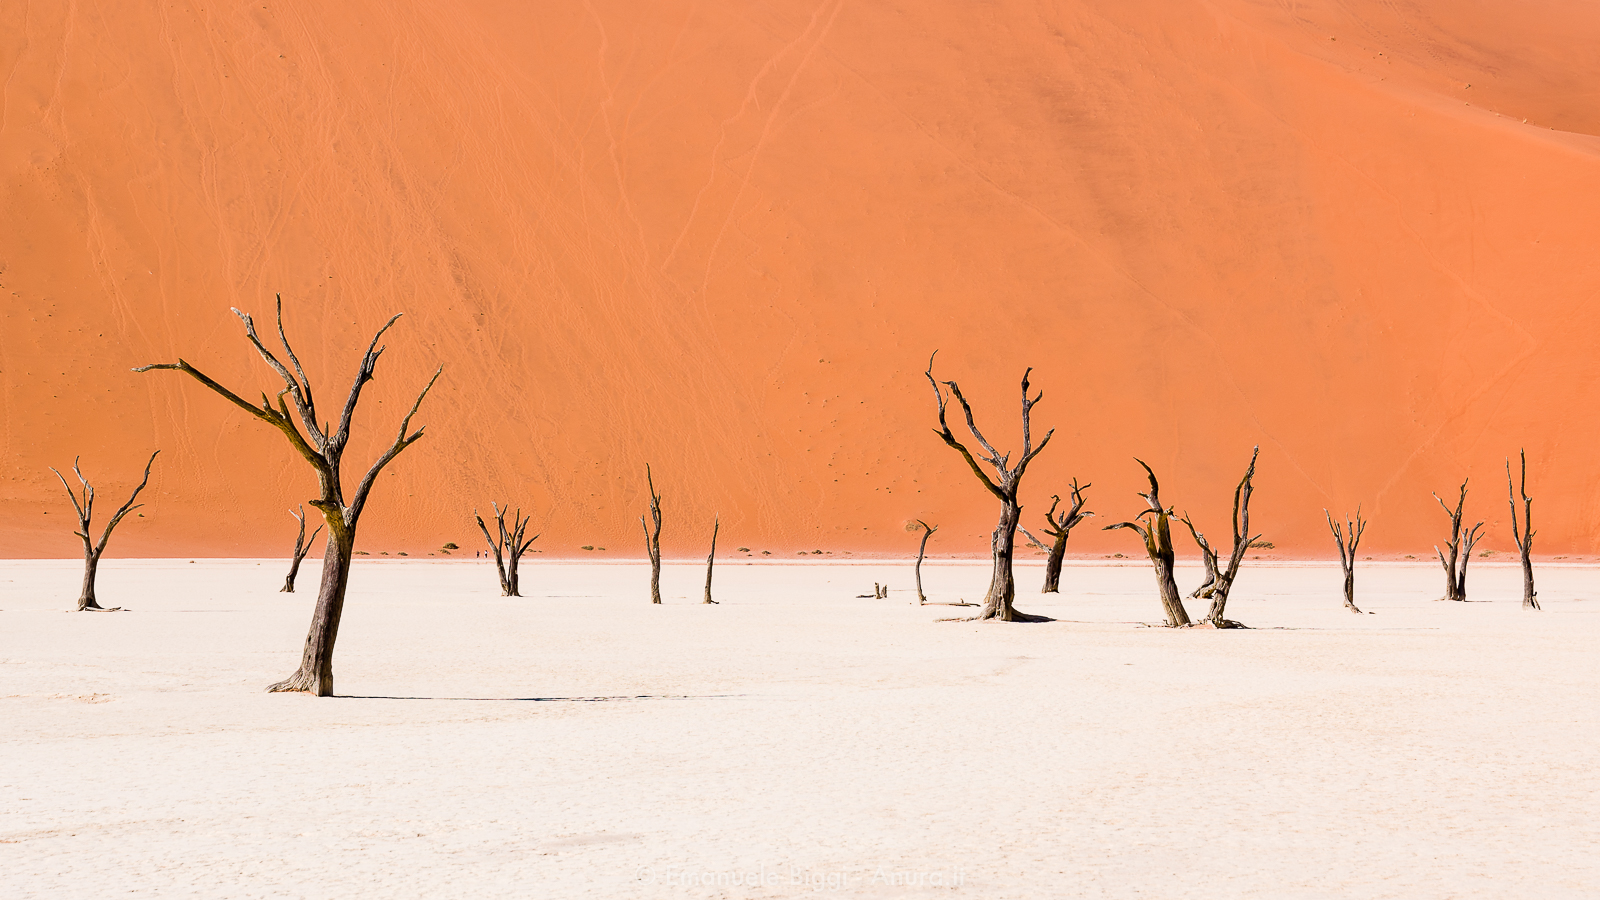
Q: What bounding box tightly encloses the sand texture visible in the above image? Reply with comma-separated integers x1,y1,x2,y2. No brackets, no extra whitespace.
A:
3,559,1597,897
4,1,1600,558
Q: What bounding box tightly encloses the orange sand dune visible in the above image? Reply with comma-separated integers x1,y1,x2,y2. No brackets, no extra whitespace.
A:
2,0,1599,561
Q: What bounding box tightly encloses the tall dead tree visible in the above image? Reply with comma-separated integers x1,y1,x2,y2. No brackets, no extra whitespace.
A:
1175,447,1260,628
925,353,1054,622
1027,481,1093,593
703,516,719,604
641,465,663,604
913,519,937,604
475,502,539,597
51,452,158,611
137,298,441,695
1432,480,1484,602
1105,459,1190,627
1506,450,1539,610
281,505,325,593
1324,507,1367,614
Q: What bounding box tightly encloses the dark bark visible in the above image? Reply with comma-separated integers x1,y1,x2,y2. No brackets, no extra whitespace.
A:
703,516,719,604
282,505,324,593
925,353,1054,622
1324,507,1367,614
913,520,936,604
1021,481,1093,594
1178,447,1259,628
136,296,440,695
1506,450,1539,610
1106,459,1190,627
641,465,663,604
50,452,158,612
1432,480,1482,602
475,502,539,596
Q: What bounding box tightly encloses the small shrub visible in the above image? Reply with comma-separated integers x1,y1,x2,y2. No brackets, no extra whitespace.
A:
442,542,459,550
582,545,594,551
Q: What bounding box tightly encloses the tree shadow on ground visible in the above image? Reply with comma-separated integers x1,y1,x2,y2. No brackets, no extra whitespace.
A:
336,693,745,702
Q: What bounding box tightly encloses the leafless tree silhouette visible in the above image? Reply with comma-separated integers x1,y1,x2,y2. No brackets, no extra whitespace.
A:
1432,480,1483,602
703,516,719,604
1176,447,1260,628
475,503,539,597
51,452,158,611
1506,451,1539,610
136,297,440,695
925,353,1054,622
1106,460,1190,627
1324,507,1367,614
912,519,937,604
281,505,324,593
641,465,663,604
1020,480,1093,593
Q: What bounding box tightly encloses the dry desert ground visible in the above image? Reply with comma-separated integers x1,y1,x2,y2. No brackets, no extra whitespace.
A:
3,558,1597,898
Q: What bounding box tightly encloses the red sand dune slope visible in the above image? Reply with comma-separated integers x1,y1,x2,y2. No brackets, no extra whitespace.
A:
2,0,1599,560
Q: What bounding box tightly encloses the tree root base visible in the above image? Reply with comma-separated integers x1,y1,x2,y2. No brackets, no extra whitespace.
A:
267,670,330,696
1190,619,1250,629
939,610,1055,623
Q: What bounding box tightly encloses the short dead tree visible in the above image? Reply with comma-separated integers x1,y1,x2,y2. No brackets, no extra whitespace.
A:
136,298,441,695
50,452,159,611
913,519,937,604
281,505,325,593
1175,447,1260,628
1324,507,1368,614
925,354,1054,622
1432,480,1484,602
641,465,663,604
475,503,540,597
1105,459,1190,627
1506,450,1539,610
1022,480,1093,593
703,515,719,604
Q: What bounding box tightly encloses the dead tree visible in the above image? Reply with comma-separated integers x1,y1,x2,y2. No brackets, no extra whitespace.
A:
703,516,719,604
1432,480,1484,602
1324,507,1367,614
925,353,1054,622
912,520,938,604
1105,459,1190,627
641,465,663,604
475,502,539,597
1031,481,1093,593
1175,447,1259,628
281,505,325,593
1507,450,1539,610
136,297,441,695
50,452,158,611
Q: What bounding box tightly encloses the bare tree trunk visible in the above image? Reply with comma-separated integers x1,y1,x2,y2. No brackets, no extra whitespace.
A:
979,499,1022,620
1506,450,1539,610
703,516,719,604
1432,481,1481,602
51,452,158,612
925,354,1054,623
1191,447,1259,628
270,526,354,695
913,520,936,604
642,465,663,604
282,505,323,593
78,551,103,611
475,503,539,597
138,297,440,696
1325,508,1367,614
1034,481,1093,593
1107,459,1190,627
